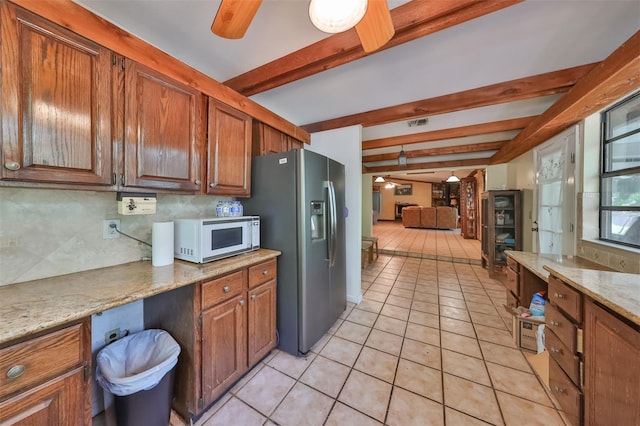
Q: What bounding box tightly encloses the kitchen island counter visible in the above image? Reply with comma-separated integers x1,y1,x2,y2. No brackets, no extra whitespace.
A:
0,249,280,344
506,251,639,326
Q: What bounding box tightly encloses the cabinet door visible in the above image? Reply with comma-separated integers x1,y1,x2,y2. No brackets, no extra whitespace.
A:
247,280,276,366
584,300,640,426
201,295,247,407
285,135,303,151
207,99,251,196
0,367,87,426
1,2,112,186
253,123,286,156
123,60,203,192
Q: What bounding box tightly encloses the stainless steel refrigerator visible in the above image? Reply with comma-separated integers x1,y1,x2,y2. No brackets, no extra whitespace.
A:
243,149,346,356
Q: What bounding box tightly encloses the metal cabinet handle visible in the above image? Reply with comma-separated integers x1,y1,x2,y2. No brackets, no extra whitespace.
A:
209,183,215,188
251,294,257,300
223,286,230,293
550,320,560,326
7,365,26,379
239,299,245,306
554,292,565,299
550,347,561,354
554,386,566,394
262,270,269,276
194,179,201,185
4,161,20,171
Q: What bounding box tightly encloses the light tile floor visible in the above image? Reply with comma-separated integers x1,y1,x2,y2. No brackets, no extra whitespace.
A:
194,254,567,426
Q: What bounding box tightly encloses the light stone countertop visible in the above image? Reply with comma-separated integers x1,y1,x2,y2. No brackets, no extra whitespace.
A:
0,249,280,345
506,251,639,327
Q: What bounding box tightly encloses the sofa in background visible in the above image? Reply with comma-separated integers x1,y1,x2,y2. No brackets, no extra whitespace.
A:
401,206,422,228
402,206,458,229
436,206,458,229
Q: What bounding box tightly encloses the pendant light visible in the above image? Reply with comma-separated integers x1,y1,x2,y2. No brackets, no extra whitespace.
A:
398,146,407,167
374,176,385,183
446,171,460,183
309,0,367,33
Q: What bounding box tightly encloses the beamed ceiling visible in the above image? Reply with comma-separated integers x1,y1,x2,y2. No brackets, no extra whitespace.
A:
66,0,640,182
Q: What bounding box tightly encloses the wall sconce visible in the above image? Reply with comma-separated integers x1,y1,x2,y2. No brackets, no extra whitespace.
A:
398,146,407,167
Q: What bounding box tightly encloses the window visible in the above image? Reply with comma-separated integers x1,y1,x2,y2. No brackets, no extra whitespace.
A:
600,92,640,248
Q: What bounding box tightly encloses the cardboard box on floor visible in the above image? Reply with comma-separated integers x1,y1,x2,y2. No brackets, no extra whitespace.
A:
503,304,549,388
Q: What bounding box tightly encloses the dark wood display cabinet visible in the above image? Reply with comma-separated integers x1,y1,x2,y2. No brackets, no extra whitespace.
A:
431,182,460,207
460,177,477,239
481,190,522,276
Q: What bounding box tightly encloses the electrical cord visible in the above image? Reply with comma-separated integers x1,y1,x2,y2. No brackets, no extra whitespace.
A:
109,223,151,247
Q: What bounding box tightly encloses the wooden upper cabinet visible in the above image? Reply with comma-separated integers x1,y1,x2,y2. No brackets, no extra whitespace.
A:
207,99,251,197
252,122,304,156
123,59,204,192
253,122,286,156
286,136,304,151
0,1,113,185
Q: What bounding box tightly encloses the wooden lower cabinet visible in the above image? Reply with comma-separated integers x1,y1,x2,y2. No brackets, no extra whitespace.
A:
0,367,86,425
0,320,91,426
144,259,277,422
583,300,640,426
202,295,247,407
248,280,277,366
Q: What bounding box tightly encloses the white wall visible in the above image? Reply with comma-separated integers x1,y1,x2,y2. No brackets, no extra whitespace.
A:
307,126,363,305
511,151,535,252
362,174,373,237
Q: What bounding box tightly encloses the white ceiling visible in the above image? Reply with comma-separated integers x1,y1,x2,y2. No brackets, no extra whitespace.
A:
73,0,640,183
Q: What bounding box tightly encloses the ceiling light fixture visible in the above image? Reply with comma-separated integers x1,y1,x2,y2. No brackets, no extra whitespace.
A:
374,176,385,183
309,0,367,33
446,171,460,183
398,146,407,167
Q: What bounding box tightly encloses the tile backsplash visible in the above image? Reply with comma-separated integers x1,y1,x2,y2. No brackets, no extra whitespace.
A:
576,192,640,274
0,187,228,285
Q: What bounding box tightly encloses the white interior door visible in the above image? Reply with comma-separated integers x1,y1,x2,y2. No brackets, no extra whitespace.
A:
533,126,577,256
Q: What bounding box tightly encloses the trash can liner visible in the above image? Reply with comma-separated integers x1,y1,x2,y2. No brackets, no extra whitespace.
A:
96,329,181,396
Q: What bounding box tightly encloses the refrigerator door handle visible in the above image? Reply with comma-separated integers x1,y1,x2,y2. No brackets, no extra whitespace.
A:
328,180,338,267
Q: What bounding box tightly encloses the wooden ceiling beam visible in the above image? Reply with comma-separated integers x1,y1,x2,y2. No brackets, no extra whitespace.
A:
363,140,507,163
363,116,536,150
364,158,488,174
225,0,522,96
491,30,640,164
303,63,595,133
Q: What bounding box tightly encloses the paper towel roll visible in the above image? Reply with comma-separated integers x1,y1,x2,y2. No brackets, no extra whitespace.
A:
152,222,174,266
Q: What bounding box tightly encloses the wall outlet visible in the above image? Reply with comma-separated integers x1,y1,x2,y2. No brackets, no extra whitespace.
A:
104,328,121,344
103,220,120,239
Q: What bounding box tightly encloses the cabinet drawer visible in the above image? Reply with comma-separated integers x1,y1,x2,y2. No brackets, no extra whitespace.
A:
548,276,582,323
546,303,578,354
549,357,582,426
202,270,246,309
506,256,519,272
505,267,519,295
0,324,84,399
248,260,276,289
546,328,581,387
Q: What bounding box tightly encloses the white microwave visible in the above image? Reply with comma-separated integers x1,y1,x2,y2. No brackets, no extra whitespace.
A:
174,216,260,263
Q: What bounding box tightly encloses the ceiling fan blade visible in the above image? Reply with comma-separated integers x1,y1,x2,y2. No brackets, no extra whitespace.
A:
211,0,262,39
355,0,395,53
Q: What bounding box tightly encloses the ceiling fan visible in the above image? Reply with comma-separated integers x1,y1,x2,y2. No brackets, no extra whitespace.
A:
211,0,395,53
